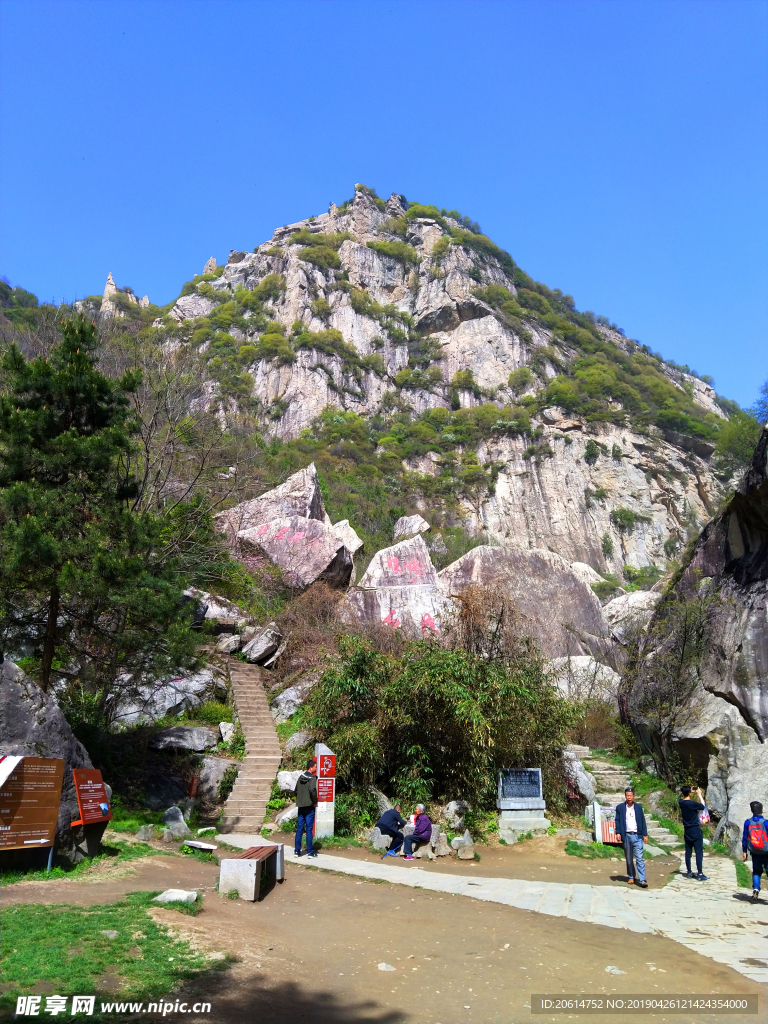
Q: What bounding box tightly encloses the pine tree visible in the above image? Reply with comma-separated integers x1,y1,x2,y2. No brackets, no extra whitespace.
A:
0,314,196,696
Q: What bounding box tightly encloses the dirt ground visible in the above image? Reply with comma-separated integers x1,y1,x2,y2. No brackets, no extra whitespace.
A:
3,848,763,1024
319,832,683,887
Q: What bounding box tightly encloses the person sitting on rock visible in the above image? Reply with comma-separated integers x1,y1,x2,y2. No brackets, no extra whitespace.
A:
403,804,432,860
375,805,406,858
742,801,768,903
678,785,709,881
294,758,318,859
615,788,649,888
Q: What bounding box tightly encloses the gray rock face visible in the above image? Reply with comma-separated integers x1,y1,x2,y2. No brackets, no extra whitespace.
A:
563,752,596,803
0,660,107,866
219,722,235,744
277,769,303,792
111,667,224,726
438,545,610,659
237,516,353,590
358,535,438,588
214,463,328,546
393,514,430,542
550,656,620,701
170,293,214,321
241,623,282,663
333,520,365,555
149,726,218,753
284,731,312,753
195,756,236,805
271,685,307,724
602,591,662,640
161,806,193,838
216,634,242,655
629,426,768,852
442,799,470,830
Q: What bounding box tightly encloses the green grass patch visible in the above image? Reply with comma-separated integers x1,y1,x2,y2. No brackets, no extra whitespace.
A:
0,891,223,1017
0,840,163,887
314,836,362,850
735,859,751,888
565,840,622,859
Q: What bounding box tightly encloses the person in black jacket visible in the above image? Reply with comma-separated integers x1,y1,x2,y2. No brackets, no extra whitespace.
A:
615,788,649,888
678,785,709,880
294,759,318,858
375,805,406,857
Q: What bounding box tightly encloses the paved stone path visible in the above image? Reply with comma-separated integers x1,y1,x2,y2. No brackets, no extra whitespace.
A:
220,835,768,985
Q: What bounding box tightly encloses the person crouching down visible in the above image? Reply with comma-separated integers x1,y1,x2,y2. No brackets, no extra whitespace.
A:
294,758,318,858
375,805,406,858
615,788,649,888
403,804,432,860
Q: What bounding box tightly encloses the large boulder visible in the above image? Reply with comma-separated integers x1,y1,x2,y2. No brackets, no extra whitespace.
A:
333,520,364,555
563,751,596,803
602,590,662,641
213,463,328,546
393,514,430,542
195,756,236,805
550,656,620,701
438,545,610,658
148,726,218,753
0,660,107,866
241,623,282,664
237,516,353,590
111,667,224,726
344,535,456,634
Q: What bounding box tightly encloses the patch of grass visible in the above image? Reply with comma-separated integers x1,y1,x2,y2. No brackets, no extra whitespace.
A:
565,839,622,859
180,701,233,725
314,836,362,850
0,891,222,1015
180,845,218,865
735,859,751,888
0,841,163,887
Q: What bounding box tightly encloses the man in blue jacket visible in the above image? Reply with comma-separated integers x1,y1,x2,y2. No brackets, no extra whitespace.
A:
615,788,649,888
376,805,406,858
742,801,768,903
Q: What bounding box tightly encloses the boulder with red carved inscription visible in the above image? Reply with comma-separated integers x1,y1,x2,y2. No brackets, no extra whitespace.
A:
343,536,457,634
237,516,353,590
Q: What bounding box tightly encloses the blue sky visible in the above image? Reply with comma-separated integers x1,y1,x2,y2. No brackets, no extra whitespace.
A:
1,0,765,408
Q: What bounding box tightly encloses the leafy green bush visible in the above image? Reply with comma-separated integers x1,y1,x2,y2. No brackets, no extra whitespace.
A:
183,701,232,725
610,507,651,532
602,533,614,557
622,564,662,591
311,297,332,319
713,411,762,478
299,246,341,270
508,367,533,394
430,235,452,264
301,631,578,809
584,439,601,465
218,764,239,800
366,241,421,266
252,273,286,302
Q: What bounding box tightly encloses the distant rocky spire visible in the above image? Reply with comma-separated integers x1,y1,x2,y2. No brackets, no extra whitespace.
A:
203,256,217,275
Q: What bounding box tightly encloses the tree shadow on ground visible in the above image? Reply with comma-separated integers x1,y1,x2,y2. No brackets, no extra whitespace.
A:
180,969,404,1024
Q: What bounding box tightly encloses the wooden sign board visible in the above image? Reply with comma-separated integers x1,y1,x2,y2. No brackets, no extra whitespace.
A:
601,819,622,845
71,768,112,826
0,757,64,851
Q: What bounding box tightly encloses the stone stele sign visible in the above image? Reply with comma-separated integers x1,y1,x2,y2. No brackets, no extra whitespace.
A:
497,768,544,809
0,756,65,851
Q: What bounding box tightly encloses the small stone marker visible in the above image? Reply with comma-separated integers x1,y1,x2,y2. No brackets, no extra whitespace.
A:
497,768,551,841
135,825,155,841
378,962,396,972
153,889,198,904
100,930,119,939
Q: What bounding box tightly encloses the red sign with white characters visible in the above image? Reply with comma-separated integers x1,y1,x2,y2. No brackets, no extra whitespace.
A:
318,754,336,778
317,778,335,803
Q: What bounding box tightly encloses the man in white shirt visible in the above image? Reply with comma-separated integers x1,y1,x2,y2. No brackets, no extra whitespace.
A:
615,788,649,888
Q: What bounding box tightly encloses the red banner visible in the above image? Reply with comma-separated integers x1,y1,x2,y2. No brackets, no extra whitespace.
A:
71,769,112,826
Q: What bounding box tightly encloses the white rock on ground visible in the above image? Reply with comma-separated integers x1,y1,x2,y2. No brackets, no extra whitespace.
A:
241,623,282,664
216,633,242,654
277,769,303,792
219,722,235,743
153,889,197,904
284,731,312,753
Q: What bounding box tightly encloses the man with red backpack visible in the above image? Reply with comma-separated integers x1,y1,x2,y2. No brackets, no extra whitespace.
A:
742,800,768,903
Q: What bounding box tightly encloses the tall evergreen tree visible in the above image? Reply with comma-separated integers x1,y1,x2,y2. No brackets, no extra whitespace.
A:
0,314,196,696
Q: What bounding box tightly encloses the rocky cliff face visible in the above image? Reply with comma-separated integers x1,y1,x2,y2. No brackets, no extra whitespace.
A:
629,426,768,851
166,184,725,572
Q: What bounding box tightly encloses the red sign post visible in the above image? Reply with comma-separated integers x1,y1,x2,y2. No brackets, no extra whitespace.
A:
314,744,336,837
71,769,112,826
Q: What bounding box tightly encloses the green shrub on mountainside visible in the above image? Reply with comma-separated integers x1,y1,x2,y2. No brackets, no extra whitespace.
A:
713,411,762,479
366,240,421,266
610,507,652,532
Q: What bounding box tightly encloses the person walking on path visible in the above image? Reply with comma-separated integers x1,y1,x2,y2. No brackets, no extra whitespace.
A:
742,801,768,903
294,758,318,858
615,788,649,888
678,785,709,881
375,805,406,858
403,804,433,860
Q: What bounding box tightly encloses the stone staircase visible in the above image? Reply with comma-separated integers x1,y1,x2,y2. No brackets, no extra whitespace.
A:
646,816,683,849
218,658,282,833
583,756,632,805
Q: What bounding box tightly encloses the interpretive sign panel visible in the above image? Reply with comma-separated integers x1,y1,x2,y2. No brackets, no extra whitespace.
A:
71,769,112,826
317,778,335,803
498,768,543,801
317,753,336,779
0,757,64,851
